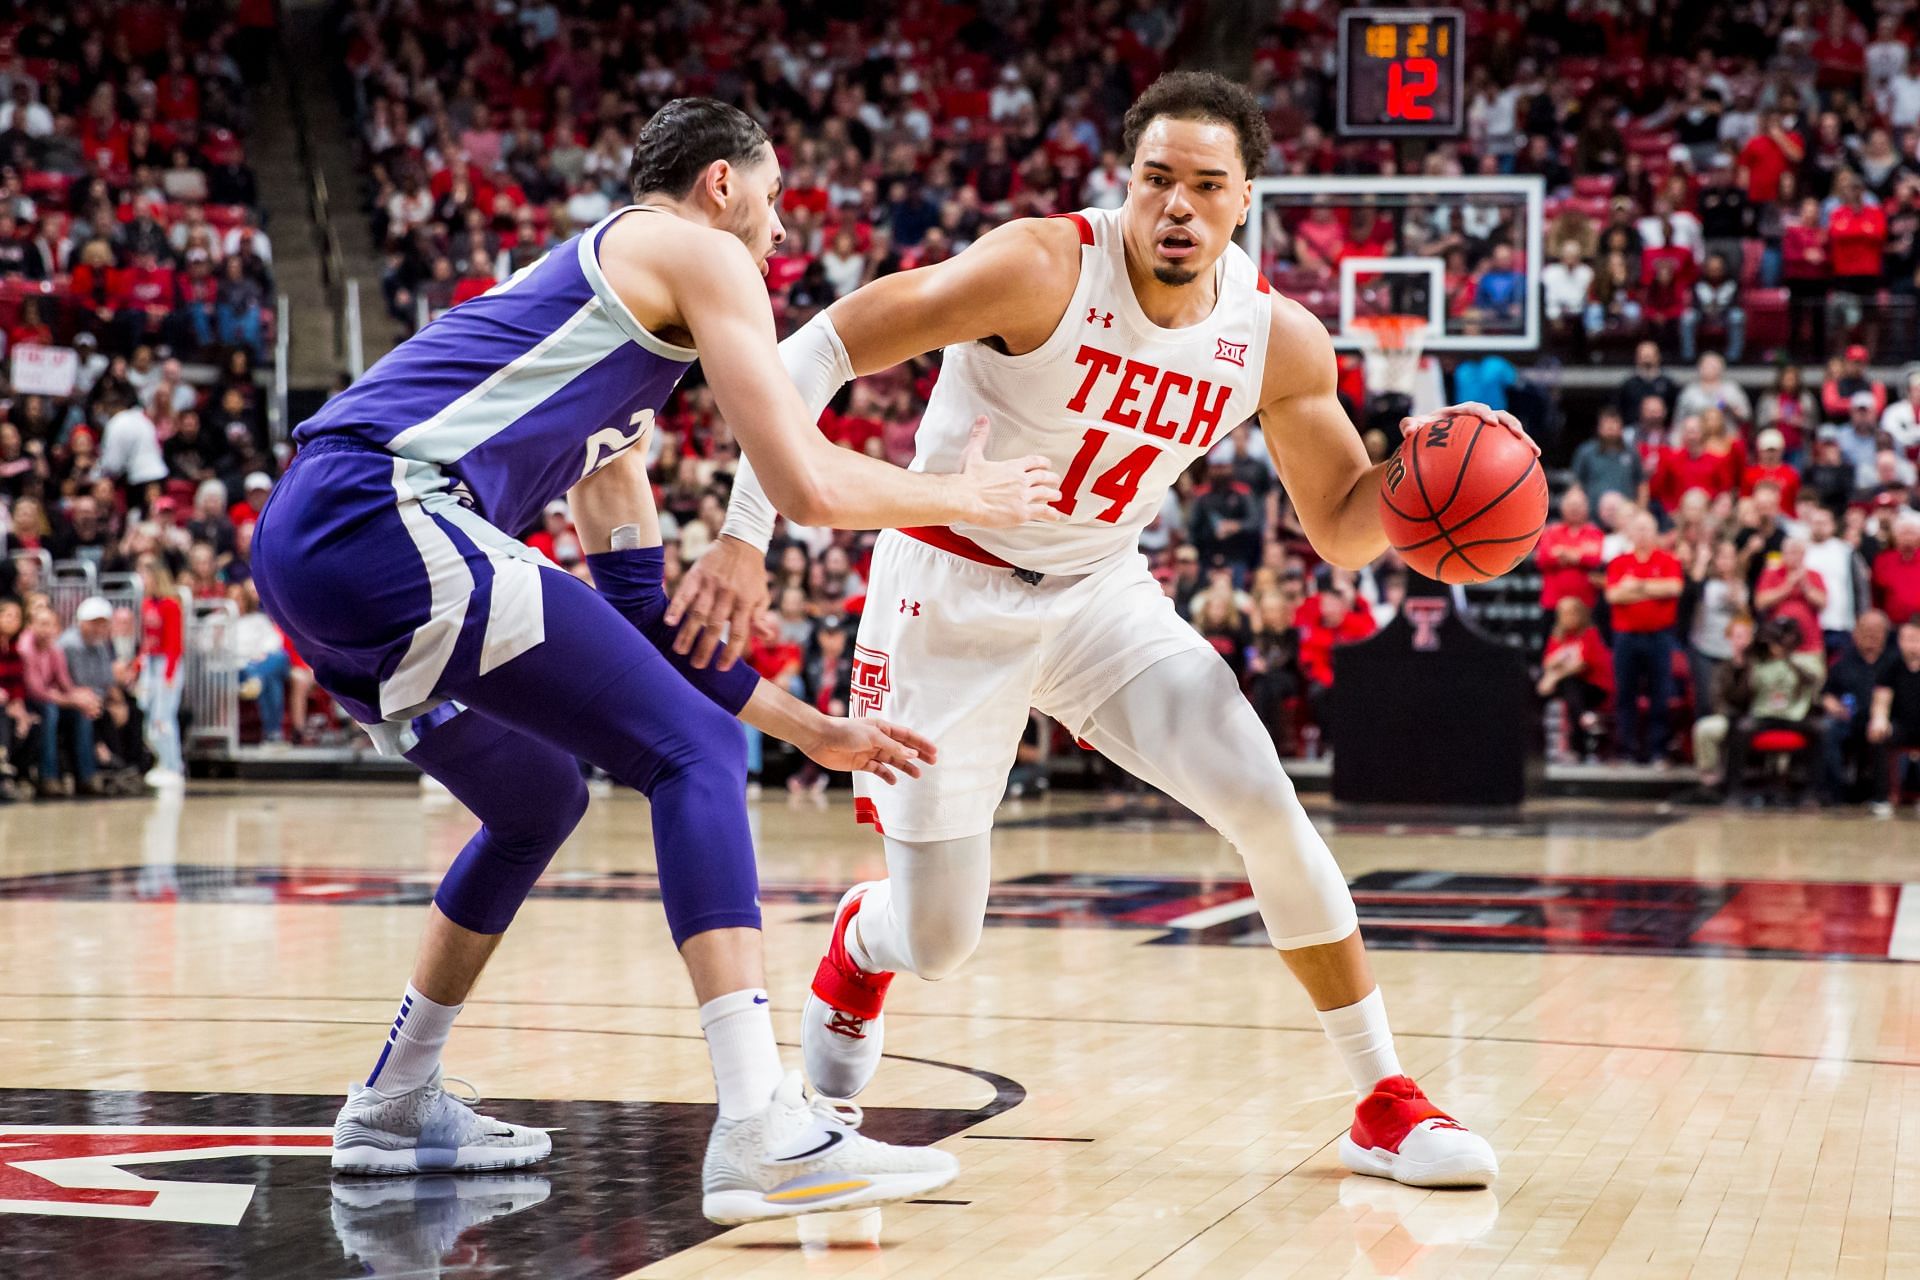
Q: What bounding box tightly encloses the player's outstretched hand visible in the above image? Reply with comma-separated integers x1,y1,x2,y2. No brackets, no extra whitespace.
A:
1400,402,1540,457
802,717,939,786
958,416,1066,527
666,533,770,670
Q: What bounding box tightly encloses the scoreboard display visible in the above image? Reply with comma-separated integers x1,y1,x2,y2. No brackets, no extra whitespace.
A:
1337,9,1466,138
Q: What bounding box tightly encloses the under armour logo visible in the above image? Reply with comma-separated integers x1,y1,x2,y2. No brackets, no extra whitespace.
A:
899,598,921,616
1215,338,1247,367
1087,308,1113,327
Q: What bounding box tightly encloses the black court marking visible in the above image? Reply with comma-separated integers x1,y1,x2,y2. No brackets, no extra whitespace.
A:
0,1055,1024,1278
962,1134,1096,1142
908,1198,973,1205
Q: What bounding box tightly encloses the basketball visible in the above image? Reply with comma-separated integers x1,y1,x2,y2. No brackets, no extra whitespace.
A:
1379,413,1549,585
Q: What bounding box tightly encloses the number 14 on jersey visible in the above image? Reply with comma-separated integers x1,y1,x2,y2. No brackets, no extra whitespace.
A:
1050,429,1159,523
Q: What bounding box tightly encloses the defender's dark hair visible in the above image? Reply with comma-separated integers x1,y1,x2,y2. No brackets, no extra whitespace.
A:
629,97,772,199
1122,71,1270,177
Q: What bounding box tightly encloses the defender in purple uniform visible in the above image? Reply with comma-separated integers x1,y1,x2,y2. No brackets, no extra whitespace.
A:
252,99,1062,1223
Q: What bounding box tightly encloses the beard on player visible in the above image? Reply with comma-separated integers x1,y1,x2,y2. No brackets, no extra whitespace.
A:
1117,71,1269,291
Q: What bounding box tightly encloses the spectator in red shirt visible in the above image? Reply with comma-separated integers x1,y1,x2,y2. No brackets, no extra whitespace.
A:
1873,510,1920,624
1535,487,1606,610
1639,255,1689,346
1657,416,1737,511
1606,511,1686,762
1826,170,1888,292
1539,597,1614,761
135,553,186,784
450,249,497,307
526,500,582,567
1742,429,1801,508
1754,536,1829,653
1299,586,1377,748
1737,108,1805,204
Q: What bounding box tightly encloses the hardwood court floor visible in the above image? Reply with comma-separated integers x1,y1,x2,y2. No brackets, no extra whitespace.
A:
4,783,1920,1279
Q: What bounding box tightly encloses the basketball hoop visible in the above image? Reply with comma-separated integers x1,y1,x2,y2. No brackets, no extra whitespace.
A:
1352,314,1430,399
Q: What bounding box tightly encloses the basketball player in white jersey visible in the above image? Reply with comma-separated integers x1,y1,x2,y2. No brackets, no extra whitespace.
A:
673,73,1527,1188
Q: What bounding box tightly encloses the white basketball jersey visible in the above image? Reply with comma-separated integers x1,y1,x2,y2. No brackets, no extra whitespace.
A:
912,206,1273,575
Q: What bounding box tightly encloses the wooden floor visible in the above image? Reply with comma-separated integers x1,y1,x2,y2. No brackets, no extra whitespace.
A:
4,783,1920,1278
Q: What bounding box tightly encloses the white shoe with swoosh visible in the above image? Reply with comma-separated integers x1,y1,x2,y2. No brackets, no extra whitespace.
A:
700,1071,959,1224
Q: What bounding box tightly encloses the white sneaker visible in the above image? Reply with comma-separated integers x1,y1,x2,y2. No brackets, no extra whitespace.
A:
332,1069,551,1175
1871,801,1895,819
330,1173,550,1275
701,1071,958,1224
801,884,890,1099
143,767,184,789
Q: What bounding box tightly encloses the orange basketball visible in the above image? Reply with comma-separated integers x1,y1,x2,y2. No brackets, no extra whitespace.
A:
1379,413,1548,585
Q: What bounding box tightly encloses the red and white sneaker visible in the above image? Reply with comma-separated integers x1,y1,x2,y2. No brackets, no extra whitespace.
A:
801,884,893,1099
1338,1076,1497,1188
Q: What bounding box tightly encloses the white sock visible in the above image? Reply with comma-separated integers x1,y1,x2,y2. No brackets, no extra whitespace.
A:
845,883,887,974
366,983,460,1095
1315,988,1403,1094
699,988,786,1121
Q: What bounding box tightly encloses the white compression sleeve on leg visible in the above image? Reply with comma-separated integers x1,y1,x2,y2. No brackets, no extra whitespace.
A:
719,312,855,553
1078,648,1359,949
848,834,993,981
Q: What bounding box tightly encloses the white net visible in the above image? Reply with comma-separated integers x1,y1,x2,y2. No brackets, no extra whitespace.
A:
1352,314,1429,398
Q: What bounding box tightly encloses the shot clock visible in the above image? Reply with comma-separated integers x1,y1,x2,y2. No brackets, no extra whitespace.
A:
1337,9,1467,137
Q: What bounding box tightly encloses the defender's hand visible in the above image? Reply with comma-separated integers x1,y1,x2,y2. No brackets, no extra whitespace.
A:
665,535,770,670
801,716,938,785
1401,402,1540,457
957,416,1065,527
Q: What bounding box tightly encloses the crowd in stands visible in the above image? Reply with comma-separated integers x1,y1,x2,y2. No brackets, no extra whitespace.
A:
1539,342,1920,809
0,0,284,799
12,0,1920,807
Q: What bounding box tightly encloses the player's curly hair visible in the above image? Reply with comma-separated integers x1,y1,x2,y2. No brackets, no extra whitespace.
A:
1122,71,1270,177
629,98,772,199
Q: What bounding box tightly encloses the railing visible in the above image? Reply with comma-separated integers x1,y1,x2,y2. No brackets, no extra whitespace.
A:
271,293,291,448
182,594,241,759
45,560,97,627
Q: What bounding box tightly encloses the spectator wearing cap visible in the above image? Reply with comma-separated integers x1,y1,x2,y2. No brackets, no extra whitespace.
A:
1573,408,1648,510
1824,389,1889,488
58,595,142,777
1190,457,1262,576
20,600,101,796
527,500,582,567
1607,510,1686,763
1804,505,1869,649
1743,429,1801,508
1873,510,1920,625
1680,251,1747,362
1821,346,1886,422
1535,487,1605,612
1675,353,1754,425
231,472,273,529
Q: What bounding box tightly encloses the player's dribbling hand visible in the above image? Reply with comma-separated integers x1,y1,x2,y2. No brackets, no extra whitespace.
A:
1400,402,1540,457
958,416,1066,526
666,533,770,670
802,717,939,785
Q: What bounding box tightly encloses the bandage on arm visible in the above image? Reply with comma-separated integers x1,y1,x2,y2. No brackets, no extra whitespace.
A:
720,311,854,552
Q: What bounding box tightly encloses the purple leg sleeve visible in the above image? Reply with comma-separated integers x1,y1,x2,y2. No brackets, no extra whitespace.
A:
586,547,760,715
438,565,762,946
407,710,588,935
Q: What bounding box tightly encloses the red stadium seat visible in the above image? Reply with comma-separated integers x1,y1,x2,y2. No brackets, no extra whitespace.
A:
1750,730,1808,754
1573,175,1617,199
1745,287,1789,353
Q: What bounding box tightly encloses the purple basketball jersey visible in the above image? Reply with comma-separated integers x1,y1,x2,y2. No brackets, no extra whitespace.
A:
297,206,695,536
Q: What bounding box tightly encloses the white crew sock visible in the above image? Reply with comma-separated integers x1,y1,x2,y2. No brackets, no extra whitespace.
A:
1315,987,1404,1094
699,988,786,1121
366,983,460,1095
